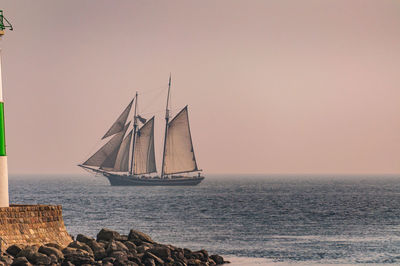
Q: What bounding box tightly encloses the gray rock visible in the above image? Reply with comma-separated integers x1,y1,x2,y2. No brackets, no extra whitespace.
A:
124,241,137,253
109,251,128,261
102,257,116,264
143,258,155,266
39,245,64,261
0,254,14,265
16,246,39,259
136,245,149,254
106,240,129,256
68,241,94,256
30,252,51,265
44,243,63,250
15,246,48,264
6,245,24,257
147,246,171,260
208,258,217,266
48,254,59,264
97,228,122,242
76,234,95,245
128,255,142,265
128,230,154,244
210,255,224,265
85,239,106,260
61,261,74,266
11,257,32,266
62,247,77,255
143,252,164,265
63,249,95,265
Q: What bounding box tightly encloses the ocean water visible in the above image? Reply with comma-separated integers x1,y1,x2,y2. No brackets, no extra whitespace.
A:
9,174,400,265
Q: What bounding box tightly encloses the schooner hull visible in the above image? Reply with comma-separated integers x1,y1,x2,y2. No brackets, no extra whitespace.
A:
103,173,204,186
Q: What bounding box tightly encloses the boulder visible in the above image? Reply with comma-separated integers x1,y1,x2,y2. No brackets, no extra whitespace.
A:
85,239,106,260
147,246,171,260
30,253,51,265
208,258,217,266
114,259,138,266
102,257,116,264
210,254,224,265
16,246,39,258
15,246,48,264
187,258,203,265
199,249,209,260
60,261,74,266
62,247,78,255
48,254,59,264
106,240,129,255
143,257,155,266
137,245,150,254
128,255,142,265
143,252,164,265
97,228,122,242
124,241,137,252
39,245,64,261
45,242,63,250
63,248,95,265
11,257,31,266
76,234,95,245
68,240,94,256
0,254,14,265
109,251,128,261
6,244,24,257
183,248,194,259
128,230,155,244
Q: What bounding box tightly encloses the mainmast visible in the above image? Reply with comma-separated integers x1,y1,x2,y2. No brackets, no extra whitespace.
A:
130,92,138,175
161,74,171,178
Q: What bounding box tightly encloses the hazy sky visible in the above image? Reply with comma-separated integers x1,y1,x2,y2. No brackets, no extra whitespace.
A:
1,0,399,175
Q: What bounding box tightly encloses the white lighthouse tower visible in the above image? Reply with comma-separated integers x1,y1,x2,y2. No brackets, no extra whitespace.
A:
0,10,12,207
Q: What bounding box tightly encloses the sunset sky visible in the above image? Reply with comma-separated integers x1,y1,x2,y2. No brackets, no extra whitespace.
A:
1,0,399,175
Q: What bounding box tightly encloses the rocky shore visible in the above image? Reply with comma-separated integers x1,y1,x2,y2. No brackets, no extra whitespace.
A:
0,228,229,266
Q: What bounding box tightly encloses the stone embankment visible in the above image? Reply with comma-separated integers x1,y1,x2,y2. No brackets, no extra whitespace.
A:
0,228,229,266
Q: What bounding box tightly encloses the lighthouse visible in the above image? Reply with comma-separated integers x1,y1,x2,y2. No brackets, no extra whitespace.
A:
0,10,12,207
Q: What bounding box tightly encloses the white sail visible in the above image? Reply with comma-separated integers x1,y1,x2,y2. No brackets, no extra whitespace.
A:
83,122,130,168
102,99,133,139
134,117,156,174
163,106,198,175
113,130,132,172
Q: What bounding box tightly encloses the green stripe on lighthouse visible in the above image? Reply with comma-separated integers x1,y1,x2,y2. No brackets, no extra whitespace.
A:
0,102,5,156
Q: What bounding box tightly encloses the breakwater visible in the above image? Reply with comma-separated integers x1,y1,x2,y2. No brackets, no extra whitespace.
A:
1,228,228,265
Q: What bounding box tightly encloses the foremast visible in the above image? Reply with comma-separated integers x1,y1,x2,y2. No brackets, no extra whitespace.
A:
130,92,138,176
161,74,171,178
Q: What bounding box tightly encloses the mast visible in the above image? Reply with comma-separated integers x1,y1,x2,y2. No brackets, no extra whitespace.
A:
161,74,171,178
130,92,138,175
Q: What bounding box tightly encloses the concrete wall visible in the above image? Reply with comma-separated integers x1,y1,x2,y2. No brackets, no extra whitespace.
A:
0,205,72,249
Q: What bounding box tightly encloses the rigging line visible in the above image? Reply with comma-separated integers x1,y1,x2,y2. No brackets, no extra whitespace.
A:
138,85,167,95
139,88,167,114
140,107,182,117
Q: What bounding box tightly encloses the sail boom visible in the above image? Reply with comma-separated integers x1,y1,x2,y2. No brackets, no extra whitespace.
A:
163,169,200,175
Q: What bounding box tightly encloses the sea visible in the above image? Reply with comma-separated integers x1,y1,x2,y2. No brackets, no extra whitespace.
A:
9,174,400,265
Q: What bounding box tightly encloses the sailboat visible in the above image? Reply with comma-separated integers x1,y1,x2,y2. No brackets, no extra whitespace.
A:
78,76,205,186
